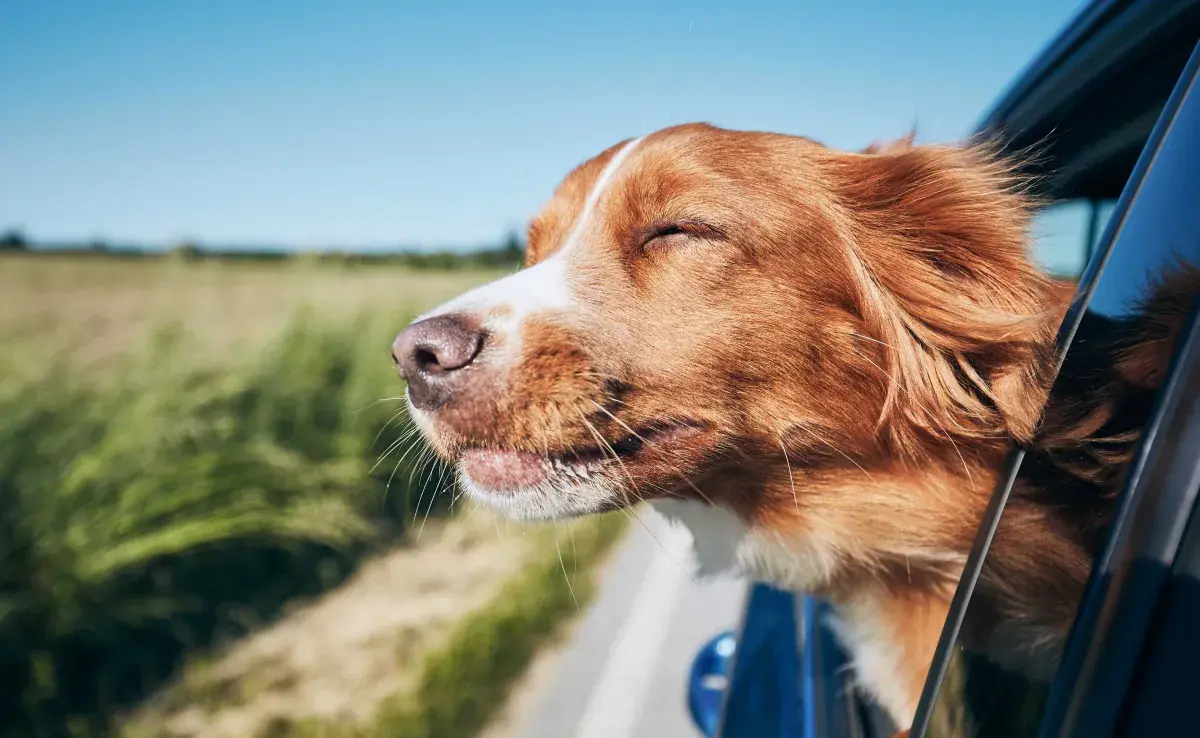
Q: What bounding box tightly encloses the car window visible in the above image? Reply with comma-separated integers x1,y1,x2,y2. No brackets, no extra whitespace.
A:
920,44,1200,738
1030,199,1118,279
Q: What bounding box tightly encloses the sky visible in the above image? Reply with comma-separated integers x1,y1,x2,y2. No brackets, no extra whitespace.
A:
1,0,1087,251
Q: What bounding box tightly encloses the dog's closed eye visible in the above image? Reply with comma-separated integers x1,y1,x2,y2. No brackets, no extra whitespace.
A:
640,220,726,252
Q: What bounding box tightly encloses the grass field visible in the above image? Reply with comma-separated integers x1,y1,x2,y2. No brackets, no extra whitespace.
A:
0,253,625,737
0,252,500,376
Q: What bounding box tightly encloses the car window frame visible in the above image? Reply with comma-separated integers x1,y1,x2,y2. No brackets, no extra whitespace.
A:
910,38,1200,738
1035,43,1200,738
1048,291,1200,738
1114,413,1200,736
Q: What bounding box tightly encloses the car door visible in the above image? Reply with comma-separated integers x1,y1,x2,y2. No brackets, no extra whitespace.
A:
911,36,1200,738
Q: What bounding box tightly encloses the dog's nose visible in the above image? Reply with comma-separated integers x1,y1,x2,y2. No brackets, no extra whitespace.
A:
392,315,484,410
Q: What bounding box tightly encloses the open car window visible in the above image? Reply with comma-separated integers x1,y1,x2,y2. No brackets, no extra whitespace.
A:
912,37,1195,738
914,37,1200,738
1036,42,1200,737
1030,198,1117,280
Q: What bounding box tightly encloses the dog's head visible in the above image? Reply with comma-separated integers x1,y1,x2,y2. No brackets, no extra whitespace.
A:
393,123,1060,542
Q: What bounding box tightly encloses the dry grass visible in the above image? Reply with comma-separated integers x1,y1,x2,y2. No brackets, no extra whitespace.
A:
0,252,503,379
122,509,561,738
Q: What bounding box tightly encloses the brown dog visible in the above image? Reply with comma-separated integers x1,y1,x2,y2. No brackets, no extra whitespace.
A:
392,123,1193,730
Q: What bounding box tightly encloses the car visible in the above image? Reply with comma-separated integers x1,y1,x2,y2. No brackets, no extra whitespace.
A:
687,1,1200,736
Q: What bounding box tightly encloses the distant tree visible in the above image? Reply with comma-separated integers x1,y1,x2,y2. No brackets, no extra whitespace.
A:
295,249,321,267
0,228,28,251
89,240,109,252
471,230,525,269
502,229,524,263
170,240,204,260
383,232,527,271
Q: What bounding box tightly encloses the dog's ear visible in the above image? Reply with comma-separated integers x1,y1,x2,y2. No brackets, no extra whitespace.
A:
830,142,1062,453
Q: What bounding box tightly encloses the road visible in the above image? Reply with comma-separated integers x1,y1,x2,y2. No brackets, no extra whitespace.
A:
516,510,748,738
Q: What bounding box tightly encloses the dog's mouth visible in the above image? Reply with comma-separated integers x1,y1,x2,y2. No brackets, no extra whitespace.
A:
458,420,709,493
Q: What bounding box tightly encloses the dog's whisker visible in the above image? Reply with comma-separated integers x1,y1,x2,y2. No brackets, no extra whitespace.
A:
588,400,649,444
586,402,715,505
573,411,695,581
789,422,876,484
568,520,578,577
371,422,421,473
356,395,411,414
553,522,580,611
419,475,456,540
674,472,716,506
409,445,441,529
848,331,893,349
388,427,427,472
380,432,427,512
490,509,504,542
370,406,413,453
626,503,699,586
578,410,637,503
384,433,425,493
373,415,418,459
779,434,801,516
932,416,975,488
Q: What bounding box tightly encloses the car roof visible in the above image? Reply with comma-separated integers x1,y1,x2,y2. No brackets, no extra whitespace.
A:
976,0,1200,201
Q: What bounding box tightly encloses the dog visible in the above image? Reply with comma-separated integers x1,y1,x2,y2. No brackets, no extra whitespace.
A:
391,122,1195,730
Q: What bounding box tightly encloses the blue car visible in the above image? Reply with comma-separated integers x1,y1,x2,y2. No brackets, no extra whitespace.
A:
689,2,1200,736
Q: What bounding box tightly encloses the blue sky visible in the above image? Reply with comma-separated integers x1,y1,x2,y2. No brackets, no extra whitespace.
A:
1,0,1085,251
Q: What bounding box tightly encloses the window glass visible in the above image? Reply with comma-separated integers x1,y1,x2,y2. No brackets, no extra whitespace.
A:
926,56,1200,738
1030,199,1118,279
1031,201,1090,277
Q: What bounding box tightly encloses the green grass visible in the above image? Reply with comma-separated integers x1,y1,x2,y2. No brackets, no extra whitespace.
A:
1,256,627,738
0,305,452,737
249,514,628,738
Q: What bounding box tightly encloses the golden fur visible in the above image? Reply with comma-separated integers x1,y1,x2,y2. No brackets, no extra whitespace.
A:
399,123,1198,729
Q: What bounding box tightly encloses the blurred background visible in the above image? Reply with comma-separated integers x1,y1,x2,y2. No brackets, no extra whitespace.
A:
1,2,1087,736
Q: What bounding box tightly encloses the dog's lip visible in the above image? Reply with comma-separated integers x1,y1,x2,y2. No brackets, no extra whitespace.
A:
458,420,708,493
459,448,558,492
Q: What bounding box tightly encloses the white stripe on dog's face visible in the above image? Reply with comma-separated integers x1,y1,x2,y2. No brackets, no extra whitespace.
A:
417,137,644,348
